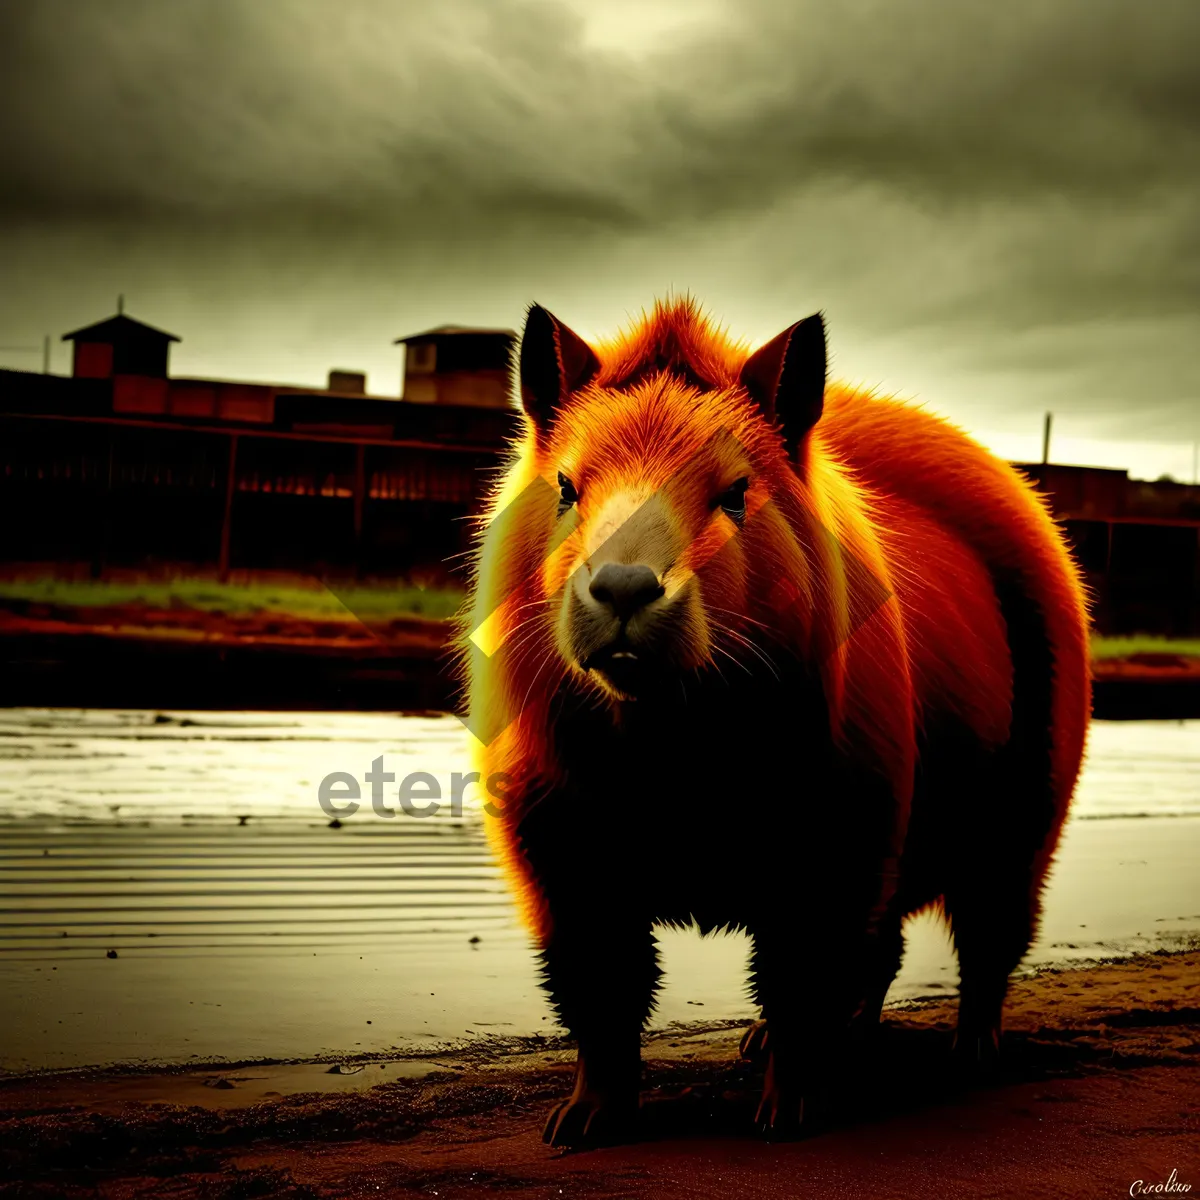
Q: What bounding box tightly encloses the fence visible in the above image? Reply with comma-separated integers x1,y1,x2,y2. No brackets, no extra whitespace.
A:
0,411,508,582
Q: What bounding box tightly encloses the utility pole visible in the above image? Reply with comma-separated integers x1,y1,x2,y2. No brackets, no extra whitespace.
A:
117,294,125,315
42,334,50,374
1042,412,1053,465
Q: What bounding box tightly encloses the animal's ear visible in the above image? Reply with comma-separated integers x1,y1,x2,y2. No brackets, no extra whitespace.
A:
739,313,826,458
518,303,600,432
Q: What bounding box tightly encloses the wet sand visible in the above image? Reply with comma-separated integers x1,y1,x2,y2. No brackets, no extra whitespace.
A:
2,950,1197,1199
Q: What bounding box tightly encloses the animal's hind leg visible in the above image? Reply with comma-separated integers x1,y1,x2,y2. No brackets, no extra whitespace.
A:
945,570,1083,1068
944,854,1043,1067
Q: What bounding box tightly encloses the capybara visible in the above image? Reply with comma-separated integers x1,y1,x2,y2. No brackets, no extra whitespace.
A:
460,297,1091,1146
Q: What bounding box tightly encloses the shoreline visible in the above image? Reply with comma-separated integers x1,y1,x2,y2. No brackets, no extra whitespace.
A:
2,950,1197,1198
4,612,1200,717
3,940,1197,1088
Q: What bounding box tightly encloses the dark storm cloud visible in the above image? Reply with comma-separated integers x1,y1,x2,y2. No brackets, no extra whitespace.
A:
2,0,1196,227
0,0,646,230
0,0,1196,449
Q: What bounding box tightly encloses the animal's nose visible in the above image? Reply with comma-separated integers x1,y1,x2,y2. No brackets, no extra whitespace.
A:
588,562,664,622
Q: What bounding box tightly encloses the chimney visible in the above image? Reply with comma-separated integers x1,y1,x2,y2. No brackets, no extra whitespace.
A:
328,369,366,395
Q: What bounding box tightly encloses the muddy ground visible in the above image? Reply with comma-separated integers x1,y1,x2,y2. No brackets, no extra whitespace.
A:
2,950,1197,1199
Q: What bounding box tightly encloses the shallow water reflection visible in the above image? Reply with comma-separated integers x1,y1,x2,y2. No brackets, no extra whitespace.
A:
1,711,1197,1071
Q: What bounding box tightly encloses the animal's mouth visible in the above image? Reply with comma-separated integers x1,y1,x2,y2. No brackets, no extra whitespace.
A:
569,576,699,698
581,636,654,696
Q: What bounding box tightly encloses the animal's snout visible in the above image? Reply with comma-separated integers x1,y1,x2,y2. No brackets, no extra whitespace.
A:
588,562,664,622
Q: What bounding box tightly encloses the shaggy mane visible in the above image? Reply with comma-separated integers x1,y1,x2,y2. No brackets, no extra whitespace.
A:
592,295,748,393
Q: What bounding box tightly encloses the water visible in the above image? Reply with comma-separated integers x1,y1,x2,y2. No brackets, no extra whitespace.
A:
1,710,1197,1073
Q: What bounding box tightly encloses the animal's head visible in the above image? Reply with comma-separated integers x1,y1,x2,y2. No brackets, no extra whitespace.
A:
470,297,834,716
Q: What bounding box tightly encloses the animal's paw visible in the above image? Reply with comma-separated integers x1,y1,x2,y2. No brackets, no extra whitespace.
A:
542,1092,638,1149
752,1045,823,1141
739,1019,769,1062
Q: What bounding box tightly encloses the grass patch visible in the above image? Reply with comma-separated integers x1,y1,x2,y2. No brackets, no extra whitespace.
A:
1091,634,1200,660
4,578,1195,651
0,576,465,621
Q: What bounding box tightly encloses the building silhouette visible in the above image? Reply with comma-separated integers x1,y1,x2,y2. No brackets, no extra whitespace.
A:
1,308,519,582
1,307,1198,635
1015,462,1200,637
63,312,179,380
395,325,517,409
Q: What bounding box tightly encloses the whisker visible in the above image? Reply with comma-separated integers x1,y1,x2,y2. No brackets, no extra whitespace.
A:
708,617,781,680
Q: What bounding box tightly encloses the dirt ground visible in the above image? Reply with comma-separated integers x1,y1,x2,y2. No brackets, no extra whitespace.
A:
0,599,450,653
1,950,1197,1199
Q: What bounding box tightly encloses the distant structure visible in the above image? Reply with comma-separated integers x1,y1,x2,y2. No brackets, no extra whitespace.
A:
1,307,521,582
1015,462,1200,637
63,313,180,380
2,306,1198,634
395,326,516,408
327,370,367,395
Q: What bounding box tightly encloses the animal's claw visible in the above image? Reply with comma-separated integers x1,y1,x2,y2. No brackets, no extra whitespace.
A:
739,1019,770,1061
542,1093,636,1149
754,1085,807,1141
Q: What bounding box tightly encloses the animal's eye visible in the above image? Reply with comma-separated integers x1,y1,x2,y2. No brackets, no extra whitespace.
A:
557,471,578,513
716,477,749,521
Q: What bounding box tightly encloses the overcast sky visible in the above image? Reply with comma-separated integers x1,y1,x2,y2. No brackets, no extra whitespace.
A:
1,0,1197,477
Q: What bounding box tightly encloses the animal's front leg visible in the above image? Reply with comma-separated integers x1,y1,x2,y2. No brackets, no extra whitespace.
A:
539,920,661,1148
